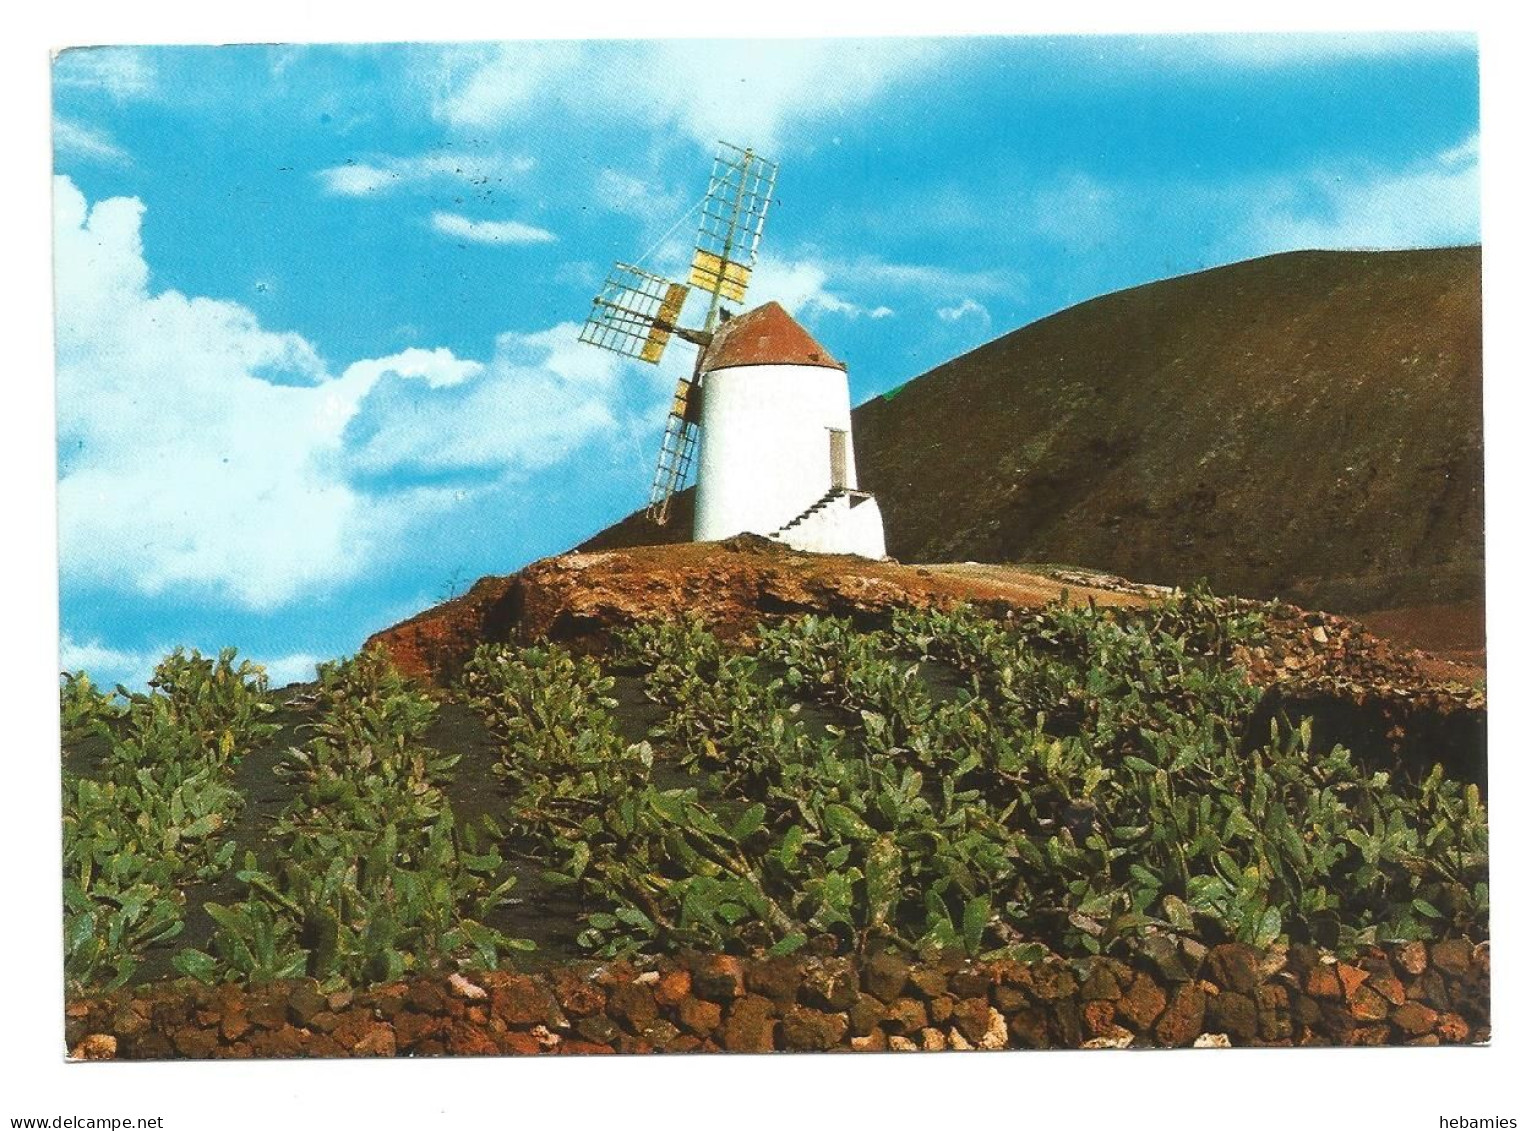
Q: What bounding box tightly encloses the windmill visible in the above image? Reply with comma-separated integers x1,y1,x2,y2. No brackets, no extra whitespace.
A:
578,142,778,524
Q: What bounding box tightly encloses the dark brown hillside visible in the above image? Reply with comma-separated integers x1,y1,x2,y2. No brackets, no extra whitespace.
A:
582,248,1483,617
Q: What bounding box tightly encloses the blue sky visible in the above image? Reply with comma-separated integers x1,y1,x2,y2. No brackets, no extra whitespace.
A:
52,35,1481,688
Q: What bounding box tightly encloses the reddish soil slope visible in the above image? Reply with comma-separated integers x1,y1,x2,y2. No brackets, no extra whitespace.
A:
365,537,1149,685
366,540,1483,785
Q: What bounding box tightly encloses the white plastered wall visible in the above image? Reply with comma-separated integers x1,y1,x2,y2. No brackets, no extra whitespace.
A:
693,361,855,542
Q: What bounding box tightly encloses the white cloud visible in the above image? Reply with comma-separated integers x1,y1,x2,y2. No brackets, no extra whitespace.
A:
1241,132,1480,253
427,40,948,153
431,211,556,246
343,323,626,478
748,258,861,319
316,150,535,197
54,177,631,611
53,116,129,165
936,298,990,324
1166,31,1475,69
56,177,379,608
53,46,157,99
825,255,1013,301
59,634,153,682
261,653,321,686
747,249,1014,324
318,164,395,196
59,633,319,691
343,347,484,390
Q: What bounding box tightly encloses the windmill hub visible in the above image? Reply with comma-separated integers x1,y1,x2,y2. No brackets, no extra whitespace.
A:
578,142,886,559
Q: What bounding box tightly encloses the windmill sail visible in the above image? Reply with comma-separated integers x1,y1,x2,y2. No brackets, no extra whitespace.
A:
579,263,691,364
648,378,702,524
689,144,777,330
577,141,778,525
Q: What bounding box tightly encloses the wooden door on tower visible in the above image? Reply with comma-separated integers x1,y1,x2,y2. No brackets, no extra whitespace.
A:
829,429,849,489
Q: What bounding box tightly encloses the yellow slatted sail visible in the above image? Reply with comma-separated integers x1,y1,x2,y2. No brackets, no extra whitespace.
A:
639,281,691,363
689,250,752,304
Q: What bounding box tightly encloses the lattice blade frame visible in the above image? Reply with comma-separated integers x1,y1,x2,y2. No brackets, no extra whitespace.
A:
580,263,691,363
689,143,777,305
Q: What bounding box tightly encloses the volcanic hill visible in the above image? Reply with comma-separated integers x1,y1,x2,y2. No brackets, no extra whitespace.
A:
581,247,1483,639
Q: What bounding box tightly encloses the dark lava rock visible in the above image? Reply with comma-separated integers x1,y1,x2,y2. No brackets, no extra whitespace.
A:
992,982,1032,1013
848,996,887,1037
1206,943,1261,994
947,967,992,999
721,995,777,1053
1205,990,1258,1043
1154,984,1207,1047
907,967,949,999
799,957,860,1011
607,982,659,1032
1005,1008,1052,1049
747,957,804,1005
1411,969,1451,1011
1431,939,1475,978
170,1025,219,1059
882,997,928,1035
952,998,993,1044
1080,964,1122,1002
1391,1002,1439,1036
1255,984,1292,1042
1115,972,1167,1031
547,968,606,1017
1028,962,1078,1002
491,975,557,1027
779,1005,848,1051
245,987,289,1030
1349,984,1391,1023
677,996,723,1038
403,979,445,1017
863,953,910,1001
643,1019,683,1051
574,1015,622,1045
1139,935,1193,983
1051,999,1084,1046
691,955,747,1002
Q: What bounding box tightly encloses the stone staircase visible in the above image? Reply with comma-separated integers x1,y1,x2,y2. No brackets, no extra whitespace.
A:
770,488,882,555
772,488,848,538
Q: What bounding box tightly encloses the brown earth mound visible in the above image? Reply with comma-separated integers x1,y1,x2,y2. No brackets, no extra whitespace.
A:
581,248,1483,622
365,540,1484,784
365,536,1149,685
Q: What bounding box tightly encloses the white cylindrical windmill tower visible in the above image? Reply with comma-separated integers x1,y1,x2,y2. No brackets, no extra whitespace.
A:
576,142,887,558
691,302,886,558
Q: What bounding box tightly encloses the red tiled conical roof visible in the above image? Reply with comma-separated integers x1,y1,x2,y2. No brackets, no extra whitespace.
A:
701,302,846,373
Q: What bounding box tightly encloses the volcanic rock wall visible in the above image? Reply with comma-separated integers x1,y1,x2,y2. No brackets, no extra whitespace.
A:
67,938,1489,1059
